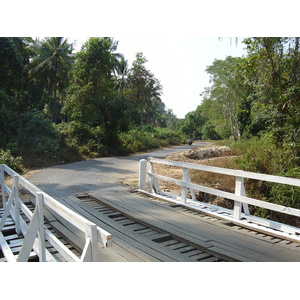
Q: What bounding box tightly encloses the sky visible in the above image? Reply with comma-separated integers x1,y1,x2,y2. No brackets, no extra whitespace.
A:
72,37,247,118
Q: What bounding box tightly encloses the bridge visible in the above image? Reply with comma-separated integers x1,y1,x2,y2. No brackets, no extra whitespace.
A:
0,164,111,262
1,143,300,262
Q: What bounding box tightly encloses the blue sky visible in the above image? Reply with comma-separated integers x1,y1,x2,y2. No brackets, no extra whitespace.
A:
72,37,247,118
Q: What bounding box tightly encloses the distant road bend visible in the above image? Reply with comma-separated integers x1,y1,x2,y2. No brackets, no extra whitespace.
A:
25,142,300,262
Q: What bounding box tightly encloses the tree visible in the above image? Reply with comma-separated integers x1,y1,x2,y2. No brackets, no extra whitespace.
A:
0,38,24,94
205,56,248,140
65,37,124,133
114,56,129,95
11,37,34,65
126,52,163,126
157,107,178,130
243,37,300,145
179,107,205,139
0,38,25,148
27,37,74,122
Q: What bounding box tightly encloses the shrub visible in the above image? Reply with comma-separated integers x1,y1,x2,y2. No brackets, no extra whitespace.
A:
18,110,61,157
0,149,23,172
118,126,184,155
202,123,221,140
118,130,151,154
56,121,108,158
217,135,300,225
154,127,183,145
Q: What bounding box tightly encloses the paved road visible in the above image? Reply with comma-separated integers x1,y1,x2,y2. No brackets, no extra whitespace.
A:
27,142,209,197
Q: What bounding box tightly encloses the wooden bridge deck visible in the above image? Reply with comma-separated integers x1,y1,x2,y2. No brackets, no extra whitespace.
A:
55,184,300,262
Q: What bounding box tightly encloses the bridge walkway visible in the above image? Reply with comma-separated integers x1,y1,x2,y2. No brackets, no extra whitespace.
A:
0,201,82,262
56,184,300,262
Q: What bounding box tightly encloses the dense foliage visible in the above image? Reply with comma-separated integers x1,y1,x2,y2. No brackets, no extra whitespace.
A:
180,38,300,144
182,38,300,171
0,37,184,168
180,37,300,223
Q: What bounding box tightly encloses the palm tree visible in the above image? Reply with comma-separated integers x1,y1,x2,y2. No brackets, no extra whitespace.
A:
114,56,129,95
27,37,74,122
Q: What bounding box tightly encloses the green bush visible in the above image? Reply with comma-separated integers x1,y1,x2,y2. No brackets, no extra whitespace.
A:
0,149,23,172
18,110,61,156
154,127,183,145
118,129,153,154
118,125,184,155
225,134,300,177
202,123,221,140
218,135,300,225
56,121,108,158
57,121,95,148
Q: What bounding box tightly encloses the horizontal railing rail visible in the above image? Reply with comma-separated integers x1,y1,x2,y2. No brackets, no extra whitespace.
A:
0,164,112,262
138,157,300,242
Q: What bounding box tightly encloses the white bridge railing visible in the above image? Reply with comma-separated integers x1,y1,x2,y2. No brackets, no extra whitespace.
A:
138,157,300,242
0,164,112,262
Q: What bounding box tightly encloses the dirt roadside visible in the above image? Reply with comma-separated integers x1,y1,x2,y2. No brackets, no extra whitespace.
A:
151,144,239,208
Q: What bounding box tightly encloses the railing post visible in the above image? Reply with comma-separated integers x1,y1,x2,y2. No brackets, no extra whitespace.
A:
234,177,244,220
181,168,189,203
18,192,46,262
0,165,6,210
148,158,154,193
0,180,15,231
13,175,21,234
82,224,99,262
138,159,147,190
36,192,46,262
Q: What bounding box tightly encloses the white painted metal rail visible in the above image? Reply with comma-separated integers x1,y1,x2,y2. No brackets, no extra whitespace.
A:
138,157,300,242
0,164,112,262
